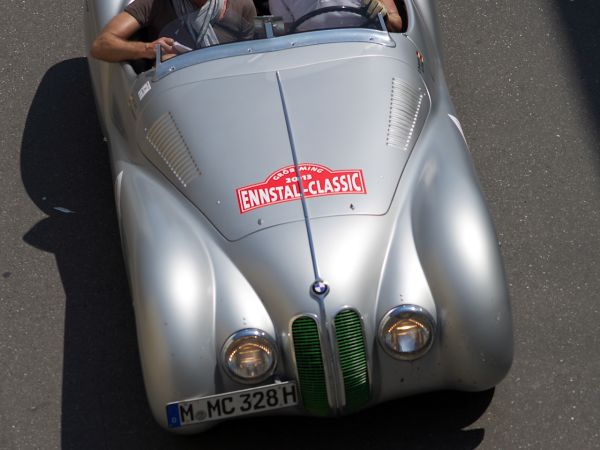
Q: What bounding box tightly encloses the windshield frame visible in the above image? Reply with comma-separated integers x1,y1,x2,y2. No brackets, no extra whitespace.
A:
153,27,396,81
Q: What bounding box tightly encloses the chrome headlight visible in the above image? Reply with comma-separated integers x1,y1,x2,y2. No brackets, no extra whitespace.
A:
222,329,277,383
378,305,435,360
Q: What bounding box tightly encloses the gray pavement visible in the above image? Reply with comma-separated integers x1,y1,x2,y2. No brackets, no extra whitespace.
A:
1,0,599,449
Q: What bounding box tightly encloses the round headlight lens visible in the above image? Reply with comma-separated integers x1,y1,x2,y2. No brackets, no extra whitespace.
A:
379,305,435,360
222,329,277,383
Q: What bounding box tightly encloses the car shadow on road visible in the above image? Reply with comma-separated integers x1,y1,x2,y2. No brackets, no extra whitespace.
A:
554,0,600,163
21,58,491,450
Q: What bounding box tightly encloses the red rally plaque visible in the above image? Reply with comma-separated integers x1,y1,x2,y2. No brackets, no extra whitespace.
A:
236,163,367,214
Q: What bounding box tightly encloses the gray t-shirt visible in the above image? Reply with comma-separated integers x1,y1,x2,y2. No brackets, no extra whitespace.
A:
268,0,364,31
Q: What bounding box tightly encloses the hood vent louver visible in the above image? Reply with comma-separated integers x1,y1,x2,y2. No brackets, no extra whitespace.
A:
386,78,424,151
146,112,201,187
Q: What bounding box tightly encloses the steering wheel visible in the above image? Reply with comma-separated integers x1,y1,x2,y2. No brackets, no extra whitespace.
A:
288,6,373,34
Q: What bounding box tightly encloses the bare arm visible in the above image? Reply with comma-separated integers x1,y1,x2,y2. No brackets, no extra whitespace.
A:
380,0,403,31
90,12,175,62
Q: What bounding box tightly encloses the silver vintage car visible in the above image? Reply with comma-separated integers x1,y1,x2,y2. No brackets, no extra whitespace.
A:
84,0,513,434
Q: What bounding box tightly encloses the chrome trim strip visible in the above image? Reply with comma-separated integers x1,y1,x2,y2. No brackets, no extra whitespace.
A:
329,311,347,409
317,300,345,412
154,29,395,81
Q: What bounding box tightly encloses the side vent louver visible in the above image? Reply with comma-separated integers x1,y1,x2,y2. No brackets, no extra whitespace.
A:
386,78,424,151
146,112,200,187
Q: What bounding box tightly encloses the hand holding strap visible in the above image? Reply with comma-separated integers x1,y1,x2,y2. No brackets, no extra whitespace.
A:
362,0,388,19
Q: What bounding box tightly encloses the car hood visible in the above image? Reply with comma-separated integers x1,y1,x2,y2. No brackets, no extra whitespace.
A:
139,55,430,241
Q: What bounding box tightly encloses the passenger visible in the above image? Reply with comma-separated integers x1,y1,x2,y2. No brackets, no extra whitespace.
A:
90,0,257,63
268,0,403,32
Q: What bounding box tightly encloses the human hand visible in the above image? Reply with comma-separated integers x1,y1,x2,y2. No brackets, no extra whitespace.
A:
362,0,403,32
143,37,175,59
362,0,388,19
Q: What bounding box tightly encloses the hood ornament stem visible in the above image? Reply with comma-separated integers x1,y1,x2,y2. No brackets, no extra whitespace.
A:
276,71,344,412
275,71,322,284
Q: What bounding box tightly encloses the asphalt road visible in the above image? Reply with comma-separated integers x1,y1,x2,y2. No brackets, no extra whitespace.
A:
1,1,599,449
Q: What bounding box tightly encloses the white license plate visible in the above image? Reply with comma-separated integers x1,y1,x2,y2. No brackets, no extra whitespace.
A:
166,382,298,428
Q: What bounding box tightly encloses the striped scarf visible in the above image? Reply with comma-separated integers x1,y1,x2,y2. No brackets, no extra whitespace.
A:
171,0,225,48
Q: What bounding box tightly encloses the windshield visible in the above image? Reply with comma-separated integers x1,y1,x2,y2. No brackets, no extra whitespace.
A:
158,2,388,56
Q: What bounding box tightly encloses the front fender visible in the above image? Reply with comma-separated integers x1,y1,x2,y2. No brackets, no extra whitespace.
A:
410,106,513,390
118,164,276,432
411,0,443,59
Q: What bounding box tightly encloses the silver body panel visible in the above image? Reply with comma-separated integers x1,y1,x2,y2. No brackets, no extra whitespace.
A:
84,0,512,433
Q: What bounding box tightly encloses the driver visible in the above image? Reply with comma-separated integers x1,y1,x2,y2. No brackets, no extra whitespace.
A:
268,0,403,32
90,0,257,62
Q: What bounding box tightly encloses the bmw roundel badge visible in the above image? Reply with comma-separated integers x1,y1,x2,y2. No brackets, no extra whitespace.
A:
311,280,329,296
